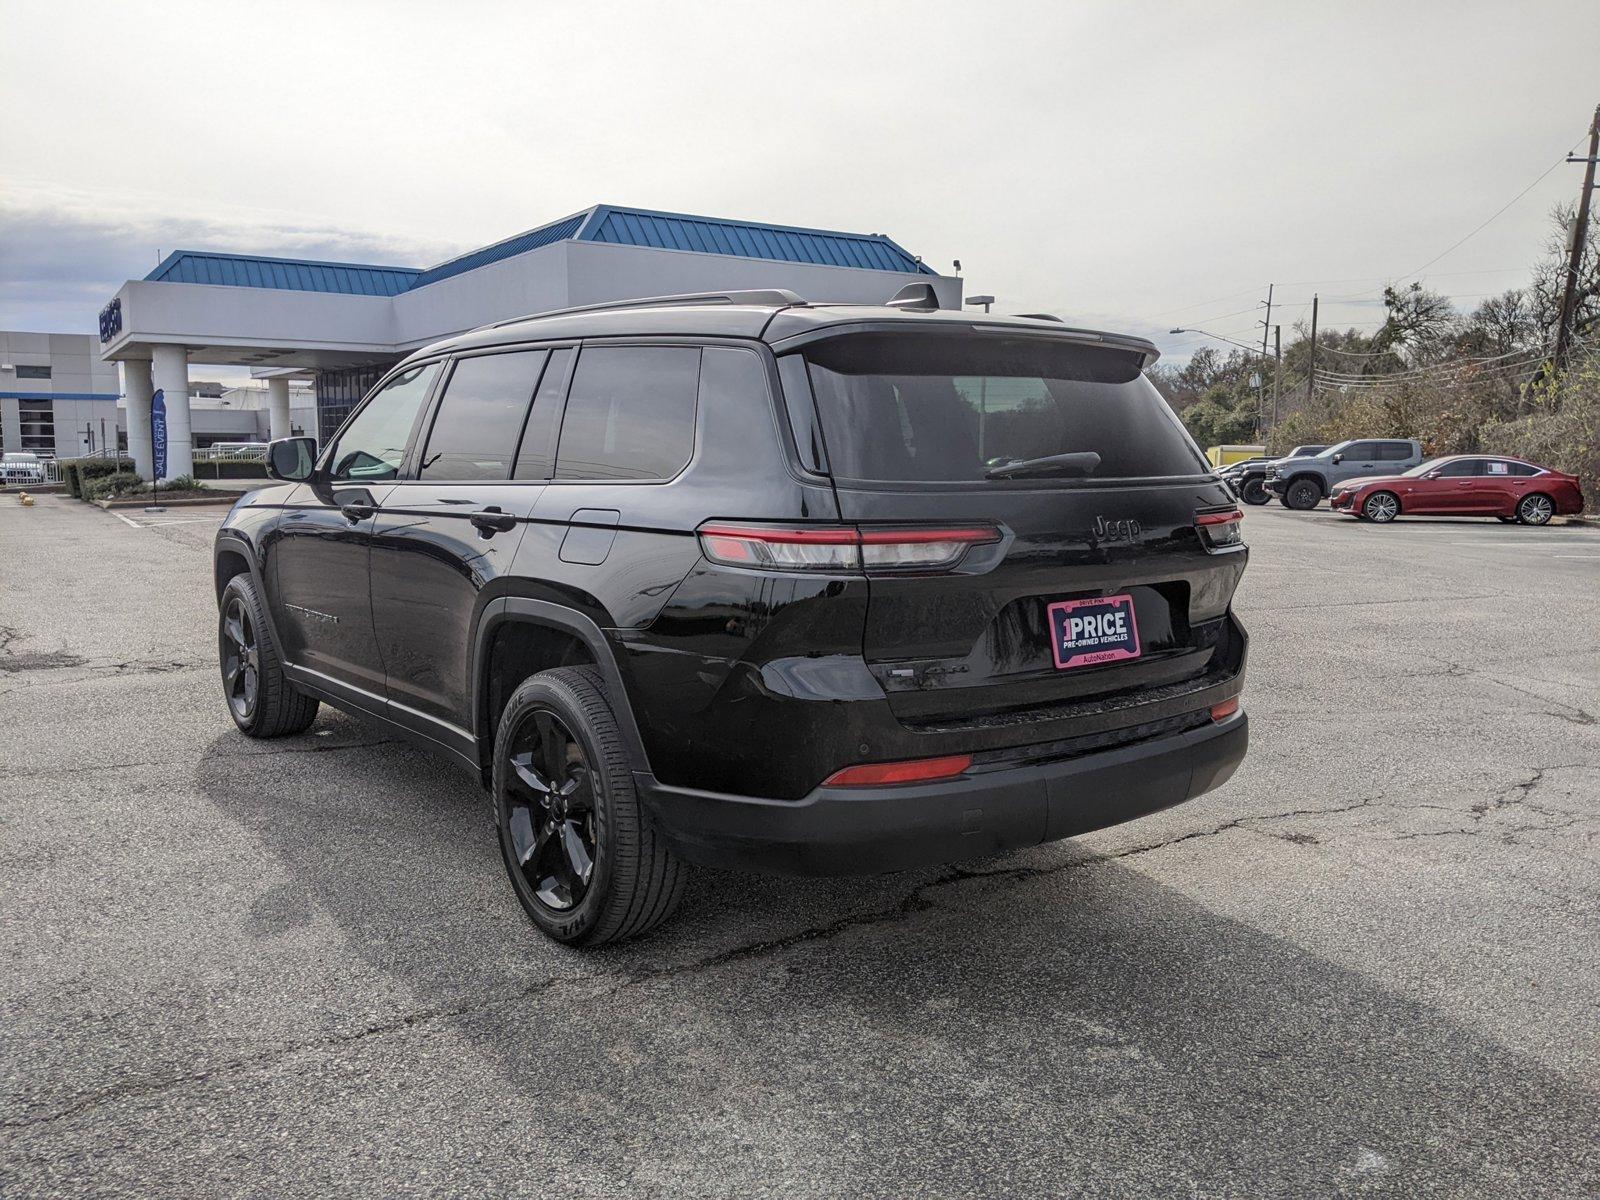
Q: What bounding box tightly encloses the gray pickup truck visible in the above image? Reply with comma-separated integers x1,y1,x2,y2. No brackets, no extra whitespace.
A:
1265,438,1424,510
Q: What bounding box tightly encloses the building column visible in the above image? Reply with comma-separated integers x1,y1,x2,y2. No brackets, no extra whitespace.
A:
267,377,292,442
149,344,193,481
121,360,154,479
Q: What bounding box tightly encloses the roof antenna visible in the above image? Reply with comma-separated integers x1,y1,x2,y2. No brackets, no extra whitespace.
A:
886,282,940,311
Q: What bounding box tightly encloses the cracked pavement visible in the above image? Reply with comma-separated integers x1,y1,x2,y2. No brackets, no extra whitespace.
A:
2,495,1598,1198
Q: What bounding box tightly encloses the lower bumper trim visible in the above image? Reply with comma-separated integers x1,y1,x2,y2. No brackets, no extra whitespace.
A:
636,712,1248,875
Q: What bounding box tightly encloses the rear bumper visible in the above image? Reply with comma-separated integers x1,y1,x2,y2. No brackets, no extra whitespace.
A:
636,710,1248,875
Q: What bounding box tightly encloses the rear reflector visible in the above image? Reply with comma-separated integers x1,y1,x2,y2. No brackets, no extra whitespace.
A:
1210,698,1240,722
824,754,974,788
698,522,999,573
1196,508,1245,551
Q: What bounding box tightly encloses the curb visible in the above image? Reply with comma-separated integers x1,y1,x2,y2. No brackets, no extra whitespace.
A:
94,493,238,510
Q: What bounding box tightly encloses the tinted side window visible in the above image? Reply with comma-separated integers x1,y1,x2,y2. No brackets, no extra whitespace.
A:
419,350,547,481
555,346,701,480
1379,442,1414,461
1437,459,1482,477
1504,461,1540,477
330,362,439,481
1342,442,1376,460
513,348,575,480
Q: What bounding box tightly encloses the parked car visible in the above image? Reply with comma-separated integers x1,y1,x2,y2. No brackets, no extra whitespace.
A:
2,452,47,485
214,287,1250,945
1230,444,1327,505
1330,455,1585,525
1265,438,1423,509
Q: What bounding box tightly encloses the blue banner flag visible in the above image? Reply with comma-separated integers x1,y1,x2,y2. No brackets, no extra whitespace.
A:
151,388,168,481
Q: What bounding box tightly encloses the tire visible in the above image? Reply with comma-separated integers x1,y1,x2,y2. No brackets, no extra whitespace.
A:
218,574,320,738
492,665,687,947
1241,477,1270,506
1361,491,1400,523
1516,493,1554,526
1284,478,1322,511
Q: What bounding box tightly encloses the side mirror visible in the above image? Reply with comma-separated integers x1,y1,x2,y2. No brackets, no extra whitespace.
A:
1331,453,1343,464
1424,470,1441,479
267,436,318,482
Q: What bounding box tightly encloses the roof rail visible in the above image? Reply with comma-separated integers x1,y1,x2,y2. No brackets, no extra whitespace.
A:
491,288,806,328
1013,312,1064,322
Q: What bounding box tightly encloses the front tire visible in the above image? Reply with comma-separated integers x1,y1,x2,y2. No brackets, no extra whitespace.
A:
493,666,687,947
1241,477,1270,505
1516,493,1554,526
1284,478,1322,510
1362,491,1400,523
218,574,320,737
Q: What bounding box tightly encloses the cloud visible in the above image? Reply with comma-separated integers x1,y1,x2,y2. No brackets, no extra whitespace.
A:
0,183,468,333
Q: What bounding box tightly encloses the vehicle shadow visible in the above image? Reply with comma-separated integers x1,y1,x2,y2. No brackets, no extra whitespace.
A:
198,724,1600,1197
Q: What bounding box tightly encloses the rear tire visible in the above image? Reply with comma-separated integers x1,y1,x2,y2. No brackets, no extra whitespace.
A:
1284,478,1322,511
1241,477,1270,505
218,574,320,737
1361,491,1400,523
1516,493,1554,526
493,665,687,947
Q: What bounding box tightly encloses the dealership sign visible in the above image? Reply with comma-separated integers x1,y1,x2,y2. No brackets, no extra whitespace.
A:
98,297,123,344
151,388,168,480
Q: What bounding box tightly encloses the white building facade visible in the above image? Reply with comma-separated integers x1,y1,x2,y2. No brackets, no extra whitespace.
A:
96,204,960,481
0,331,123,458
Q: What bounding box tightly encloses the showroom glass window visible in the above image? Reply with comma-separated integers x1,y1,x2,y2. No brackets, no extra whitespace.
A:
420,350,548,481
329,362,439,481
554,346,701,480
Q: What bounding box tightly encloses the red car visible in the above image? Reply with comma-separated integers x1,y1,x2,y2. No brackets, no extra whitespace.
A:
1330,455,1585,525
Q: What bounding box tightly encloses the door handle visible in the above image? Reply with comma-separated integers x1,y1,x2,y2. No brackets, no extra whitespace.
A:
470,507,518,537
341,502,375,523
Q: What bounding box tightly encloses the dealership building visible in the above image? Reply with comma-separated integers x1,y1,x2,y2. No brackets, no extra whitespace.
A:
94,204,960,480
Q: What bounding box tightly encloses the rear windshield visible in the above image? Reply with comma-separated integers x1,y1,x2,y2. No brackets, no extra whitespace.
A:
799,333,1207,484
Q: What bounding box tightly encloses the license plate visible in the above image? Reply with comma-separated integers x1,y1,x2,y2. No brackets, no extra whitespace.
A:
1047,593,1141,670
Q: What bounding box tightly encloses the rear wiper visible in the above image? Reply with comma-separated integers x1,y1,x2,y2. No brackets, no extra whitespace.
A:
984,451,1102,479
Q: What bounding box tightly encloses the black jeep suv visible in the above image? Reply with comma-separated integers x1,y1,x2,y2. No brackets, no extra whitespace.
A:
214,286,1249,945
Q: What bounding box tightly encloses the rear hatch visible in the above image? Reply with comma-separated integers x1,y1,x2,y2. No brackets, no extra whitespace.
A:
792,328,1246,731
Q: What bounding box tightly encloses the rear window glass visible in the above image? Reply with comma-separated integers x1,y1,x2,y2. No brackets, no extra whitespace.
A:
799,334,1205,483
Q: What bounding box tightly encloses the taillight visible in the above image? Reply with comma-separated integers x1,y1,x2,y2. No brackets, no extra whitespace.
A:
824,754,973,787
1210,697,1240,722
698,522,1000,573
1195,508,1245,552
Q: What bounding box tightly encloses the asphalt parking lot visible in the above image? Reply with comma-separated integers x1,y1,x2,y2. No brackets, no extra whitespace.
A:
3,496,1598,1198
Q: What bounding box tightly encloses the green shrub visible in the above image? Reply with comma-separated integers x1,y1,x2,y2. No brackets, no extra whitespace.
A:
82,470,145,502
161,475,205,493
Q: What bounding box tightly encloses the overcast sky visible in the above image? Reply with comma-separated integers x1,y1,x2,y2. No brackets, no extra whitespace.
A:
3,0,1597,371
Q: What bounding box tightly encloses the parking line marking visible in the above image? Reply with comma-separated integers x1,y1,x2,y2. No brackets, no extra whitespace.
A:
108,510,144,528
1551,554,1600,559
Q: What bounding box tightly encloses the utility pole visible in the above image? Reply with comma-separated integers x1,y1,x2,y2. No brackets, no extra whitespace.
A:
1271,324,1282,433
1305,294,1320,402
1257,283,1274,434
1554,102,1600,369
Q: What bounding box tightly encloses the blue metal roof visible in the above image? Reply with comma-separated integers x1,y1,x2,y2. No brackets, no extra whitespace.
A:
578,205,934,274
145,251,421,297
410,212,588,289
140,206,934,299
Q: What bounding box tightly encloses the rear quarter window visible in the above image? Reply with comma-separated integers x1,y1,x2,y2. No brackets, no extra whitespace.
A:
554,345,701,481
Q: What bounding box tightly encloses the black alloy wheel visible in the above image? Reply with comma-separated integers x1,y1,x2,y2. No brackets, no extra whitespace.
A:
220,595,260,724
1285,478,1322,511
502,709,597,912
1241,477,1271,505
491,666,687,946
